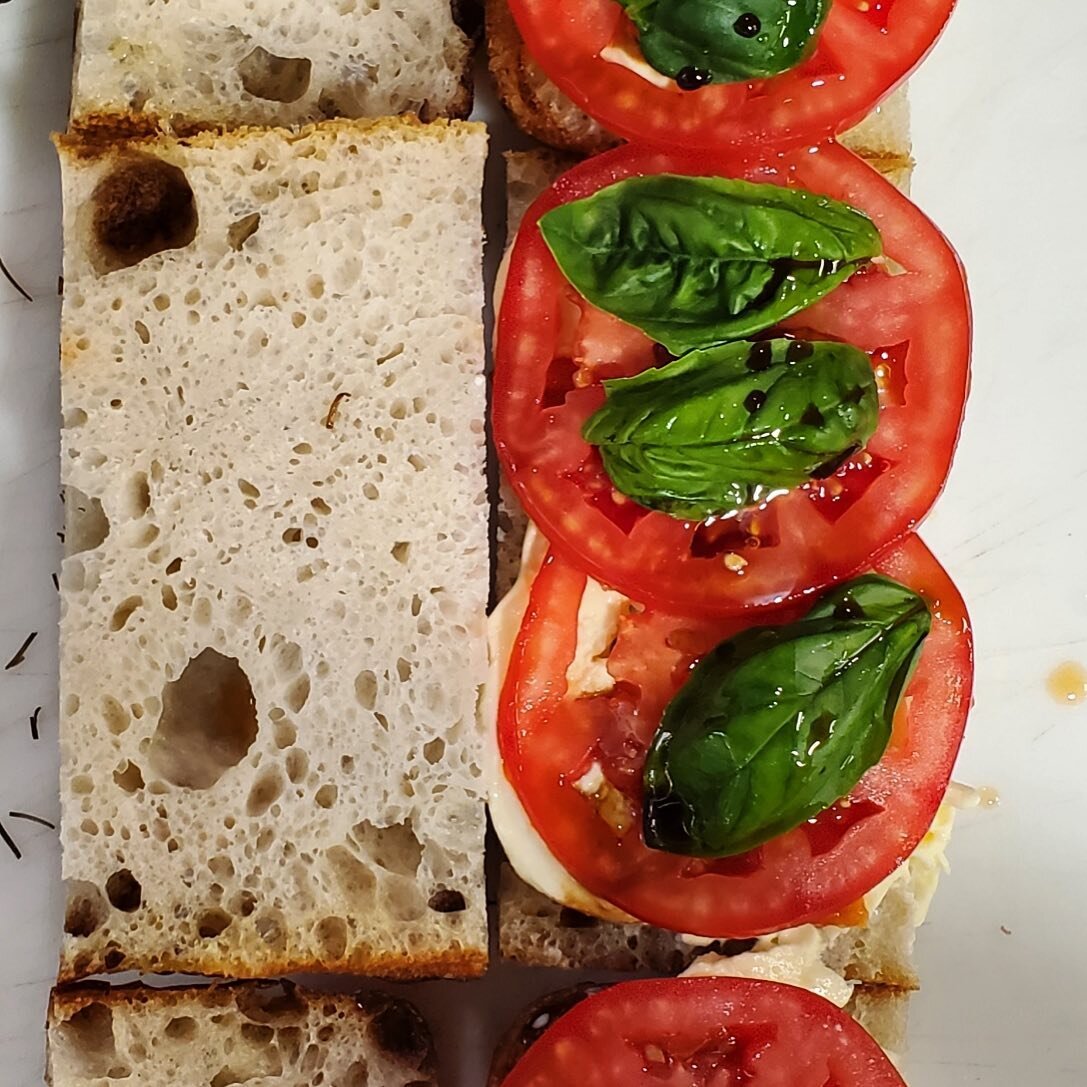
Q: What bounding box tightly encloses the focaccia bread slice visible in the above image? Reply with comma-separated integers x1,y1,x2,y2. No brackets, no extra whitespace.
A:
72,0,478,131
55,116,489,982
48,982,437,1087
486,0,913,169
499,860,928,989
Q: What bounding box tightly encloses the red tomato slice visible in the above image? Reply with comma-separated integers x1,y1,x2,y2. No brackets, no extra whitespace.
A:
509,0,955,149
501,978,906,1087
494,142,970,618
498,535,971,937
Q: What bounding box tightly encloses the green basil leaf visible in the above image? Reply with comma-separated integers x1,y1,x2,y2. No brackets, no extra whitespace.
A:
538,174,881,354
643,576,931,858
620,0,831,85
582,338,879,521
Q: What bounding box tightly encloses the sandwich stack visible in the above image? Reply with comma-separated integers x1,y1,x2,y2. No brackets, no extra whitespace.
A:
40,0,978,1083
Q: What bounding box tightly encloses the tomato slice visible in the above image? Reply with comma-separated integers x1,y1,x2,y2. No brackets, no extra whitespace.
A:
494,142,970,618
498,535,971,937
509,0,955,149
500,978,906,1086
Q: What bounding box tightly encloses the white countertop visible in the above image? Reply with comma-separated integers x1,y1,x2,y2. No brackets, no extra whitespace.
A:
2,1,1086,1083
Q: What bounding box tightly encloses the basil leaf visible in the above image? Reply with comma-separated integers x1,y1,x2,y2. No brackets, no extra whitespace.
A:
582,338,878,521
620,0,831,85
643,576,930,858
538,175,881,354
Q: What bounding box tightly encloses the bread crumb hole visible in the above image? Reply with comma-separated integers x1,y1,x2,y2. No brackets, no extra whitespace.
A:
238,479,261,499
65,487,110,555
231,890,258,917
228,212,262,251
64,880,110,937
105,868,142,912
314,916,348,959
133,320,150,344
285,748,309,783
306,275,325,299
164,1016,197,1041
354,819,422,877
55,1002,117,1077
275,721,297,750
150,649,258,789
247,766,285,817
423,738,445,765
240,1024,275,1046
197,908,233,939
354,670,378,711
238,47,312,103
109,595,143,632
391,541,410,564
286,674,311,713
161,584,178,610
255,911,287,950
343,1059,369,1087
113,760,144,793
396,657,412,682
102,695,130,736
315,783,337,808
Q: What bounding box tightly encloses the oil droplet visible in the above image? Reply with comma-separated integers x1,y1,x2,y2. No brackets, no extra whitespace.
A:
1047,661,1087,705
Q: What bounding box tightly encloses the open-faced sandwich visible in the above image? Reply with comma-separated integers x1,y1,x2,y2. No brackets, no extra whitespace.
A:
487,0,973,1062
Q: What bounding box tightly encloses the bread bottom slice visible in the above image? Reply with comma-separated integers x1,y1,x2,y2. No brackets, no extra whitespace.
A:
498,861,923,989
486,0,914,164
48,982,437,1087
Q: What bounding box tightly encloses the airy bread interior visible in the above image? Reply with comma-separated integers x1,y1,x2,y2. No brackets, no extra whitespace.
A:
56,116,489,982
48,982,438,1087
72,0,476,130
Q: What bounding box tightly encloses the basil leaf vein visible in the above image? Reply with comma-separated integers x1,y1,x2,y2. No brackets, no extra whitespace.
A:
643,576,931,858
539,174,881,354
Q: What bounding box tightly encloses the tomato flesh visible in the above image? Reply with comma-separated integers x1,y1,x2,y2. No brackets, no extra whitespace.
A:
501,978,907,1087
509,0,956,149
498,536,972,937
494,142,970,618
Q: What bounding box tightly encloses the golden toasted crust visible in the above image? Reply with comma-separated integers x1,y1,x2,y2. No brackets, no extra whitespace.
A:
486,0,618,155
57,943,488,985
55,112,488,161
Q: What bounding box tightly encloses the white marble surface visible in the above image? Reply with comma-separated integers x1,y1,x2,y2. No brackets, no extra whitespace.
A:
2,0,1086,1083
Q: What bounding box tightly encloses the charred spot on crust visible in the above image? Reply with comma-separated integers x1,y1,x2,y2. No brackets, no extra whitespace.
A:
427,889,467,913
91,155,197,273
358,994,434,1069
558,907,599,929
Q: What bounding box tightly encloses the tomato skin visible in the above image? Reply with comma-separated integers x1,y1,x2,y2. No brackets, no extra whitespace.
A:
509,0,956,150
498,536,972,937
501,978,907,1087
494,142,970,619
